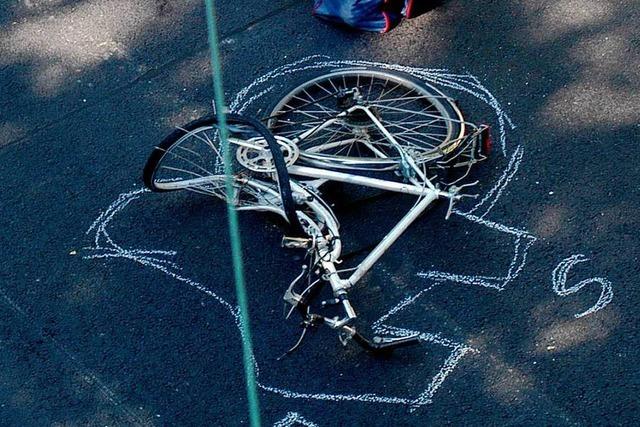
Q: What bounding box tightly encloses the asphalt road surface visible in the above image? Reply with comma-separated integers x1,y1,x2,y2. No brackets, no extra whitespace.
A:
1,1,638,425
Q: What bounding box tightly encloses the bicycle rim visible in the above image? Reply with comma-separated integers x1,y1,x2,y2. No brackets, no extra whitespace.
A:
143,115,300,226
267,69,465,171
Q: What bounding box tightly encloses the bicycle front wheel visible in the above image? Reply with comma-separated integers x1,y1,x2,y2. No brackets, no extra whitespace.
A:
267,69,465,171
143,114,301,229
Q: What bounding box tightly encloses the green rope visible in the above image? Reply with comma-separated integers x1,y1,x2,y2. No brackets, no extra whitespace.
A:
203,1,261,426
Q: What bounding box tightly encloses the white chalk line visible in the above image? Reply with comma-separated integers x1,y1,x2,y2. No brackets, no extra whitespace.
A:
372,284,439,331
233,54,533,296
229,57,616,413
229,56,515,157
413,345,474,409
82,187,487,410
218,60,520,408
418,211,537,291
81,59,556,417
464,144,525,218
454,210,533,239
552,254,614,318
258,384,413,406
273,412,320,427
231,56,522,236
370,281,478,409
83,188,237,315
80,188,427,407
255,282,472,409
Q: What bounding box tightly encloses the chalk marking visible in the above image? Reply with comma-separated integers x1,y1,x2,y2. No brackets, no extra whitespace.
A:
418,212,537,291
81,189,418,407
83,188,236,314
273,412,320,427
82,59,549,416
229,56,515,156
413,344,474,408
216,59,521,407
552,255,614,318
83,188,484,410
464,145,524,218
231,59,538,411
453,210,533,238
371,282,477,410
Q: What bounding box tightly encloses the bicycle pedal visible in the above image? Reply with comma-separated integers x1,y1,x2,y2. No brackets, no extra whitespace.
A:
282,236,313,249
352,331,421,354
338,331,351,347
372,334,421,347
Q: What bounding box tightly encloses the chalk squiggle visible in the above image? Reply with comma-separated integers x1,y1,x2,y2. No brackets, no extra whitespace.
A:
82,188,477,409
552,254,614,318
273,412,319,427
371,282,477,410
418,211,537,291
464,145,524,218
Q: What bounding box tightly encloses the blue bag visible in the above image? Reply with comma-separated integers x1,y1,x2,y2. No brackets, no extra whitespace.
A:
312,0,402,33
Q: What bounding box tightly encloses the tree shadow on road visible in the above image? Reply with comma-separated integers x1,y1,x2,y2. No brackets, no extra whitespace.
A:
0,0,638,425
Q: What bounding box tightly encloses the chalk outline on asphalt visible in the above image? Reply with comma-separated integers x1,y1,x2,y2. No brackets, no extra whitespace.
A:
82,58,527,410
82,58,612,416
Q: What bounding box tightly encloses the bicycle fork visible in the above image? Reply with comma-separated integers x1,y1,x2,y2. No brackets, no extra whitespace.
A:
323,189,437,310
293,190,439,355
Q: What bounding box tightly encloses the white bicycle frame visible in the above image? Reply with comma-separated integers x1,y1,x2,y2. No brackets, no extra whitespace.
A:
254,103,483,332
146,74,488,352
289,173,443,329
163,100,483,339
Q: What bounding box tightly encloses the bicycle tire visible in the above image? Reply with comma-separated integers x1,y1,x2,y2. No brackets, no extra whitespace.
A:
143,113,302,232
266,68,465,171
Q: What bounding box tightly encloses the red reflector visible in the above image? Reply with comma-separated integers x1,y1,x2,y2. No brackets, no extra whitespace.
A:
481,126,492,155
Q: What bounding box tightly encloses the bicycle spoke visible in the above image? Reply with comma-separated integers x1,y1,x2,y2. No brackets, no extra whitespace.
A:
373,92,441,113
376,81,402,101
314,81,334,96
157,147,218,177
369,94,432,104
366,75,375,99
381,120,448,144
301,126,353,150
173,144,205,160
374,103,458,122
267,69,464,168
367,133,423,150
301,89,337,115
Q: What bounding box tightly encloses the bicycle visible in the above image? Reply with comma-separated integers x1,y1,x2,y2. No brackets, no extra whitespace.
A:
143,68,491,356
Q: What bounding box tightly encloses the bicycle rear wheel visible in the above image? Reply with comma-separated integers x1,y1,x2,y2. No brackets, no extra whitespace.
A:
143,114,301,229
267,69,465,171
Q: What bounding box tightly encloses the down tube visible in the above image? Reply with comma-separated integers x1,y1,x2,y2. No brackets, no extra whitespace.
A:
346,191,439,288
